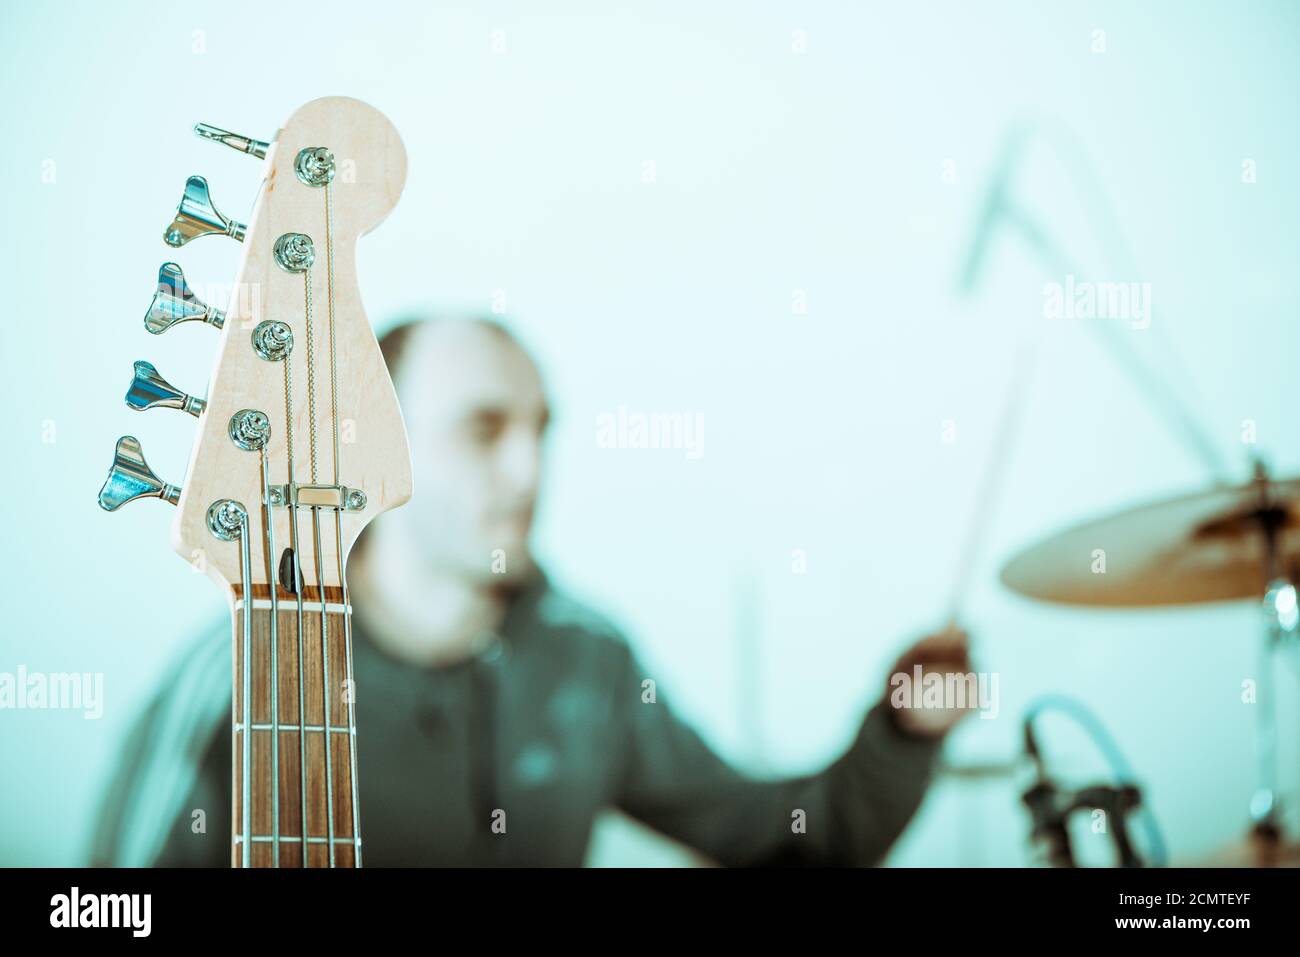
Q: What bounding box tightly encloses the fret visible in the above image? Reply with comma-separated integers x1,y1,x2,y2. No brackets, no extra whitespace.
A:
236,836,361,845
239,724,356,733
234,599,353,615
232,589,360,868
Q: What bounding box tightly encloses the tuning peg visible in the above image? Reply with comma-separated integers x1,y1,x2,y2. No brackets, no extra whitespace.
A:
163,175,246,248
98,436,181,512
125,360,206,417
145,262,225,334
193,122,270,159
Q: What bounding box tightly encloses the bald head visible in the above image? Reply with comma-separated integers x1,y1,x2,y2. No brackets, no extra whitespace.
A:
376,316,550,584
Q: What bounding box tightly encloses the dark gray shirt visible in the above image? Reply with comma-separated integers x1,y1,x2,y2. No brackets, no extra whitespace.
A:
91,574,941,866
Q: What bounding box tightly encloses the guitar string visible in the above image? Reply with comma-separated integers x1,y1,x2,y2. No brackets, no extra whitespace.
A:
303,257,337,866
312,505,336,866
326,178,364,867
229,603,239,866
237,508,253,868
326,181,341,489
283,348,309,867
258,445,281,866
304,258,320,485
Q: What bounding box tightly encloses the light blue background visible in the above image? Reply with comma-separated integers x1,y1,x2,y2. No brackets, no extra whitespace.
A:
1,0,1297,865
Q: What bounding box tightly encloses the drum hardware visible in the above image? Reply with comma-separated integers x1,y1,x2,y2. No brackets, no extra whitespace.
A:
1001,461,1300,861
1020,695,1164,867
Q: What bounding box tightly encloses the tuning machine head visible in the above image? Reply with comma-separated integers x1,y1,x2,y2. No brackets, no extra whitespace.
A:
145,262,224,334
98,436,181,512
125,360,205,417
163,175,246,248
193,122,270,159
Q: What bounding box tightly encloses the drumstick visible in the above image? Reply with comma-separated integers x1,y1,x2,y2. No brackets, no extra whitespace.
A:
942,121,1230,634
943,328,1040,628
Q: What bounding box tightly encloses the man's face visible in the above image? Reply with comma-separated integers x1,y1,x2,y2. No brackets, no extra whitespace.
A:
392,321,549,584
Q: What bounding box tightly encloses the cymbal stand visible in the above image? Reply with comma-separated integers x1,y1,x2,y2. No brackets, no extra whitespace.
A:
1249,461,1298,840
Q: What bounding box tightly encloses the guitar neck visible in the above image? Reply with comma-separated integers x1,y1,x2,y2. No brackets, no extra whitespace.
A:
232,584,360,867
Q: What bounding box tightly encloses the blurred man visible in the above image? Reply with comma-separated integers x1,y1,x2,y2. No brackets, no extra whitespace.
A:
92,316,972,867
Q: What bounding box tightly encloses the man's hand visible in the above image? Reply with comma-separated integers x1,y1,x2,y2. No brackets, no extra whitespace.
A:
883,626,976,739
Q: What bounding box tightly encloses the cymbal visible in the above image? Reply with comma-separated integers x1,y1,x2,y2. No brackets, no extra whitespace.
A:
1001,477,1300,607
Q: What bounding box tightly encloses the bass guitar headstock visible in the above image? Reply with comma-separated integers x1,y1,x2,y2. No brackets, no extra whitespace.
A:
99,97,413,604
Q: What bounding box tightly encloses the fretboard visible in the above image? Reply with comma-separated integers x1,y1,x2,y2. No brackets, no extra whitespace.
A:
231,584,360,867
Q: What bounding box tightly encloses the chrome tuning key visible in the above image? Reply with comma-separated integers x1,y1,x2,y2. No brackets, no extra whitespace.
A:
193,122,270,159
163,175,246,247
145,262,225,334
97,436,182,511
125,360,206,417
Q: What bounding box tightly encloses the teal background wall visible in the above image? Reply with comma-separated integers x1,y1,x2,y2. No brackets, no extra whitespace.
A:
1,0,1297,865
